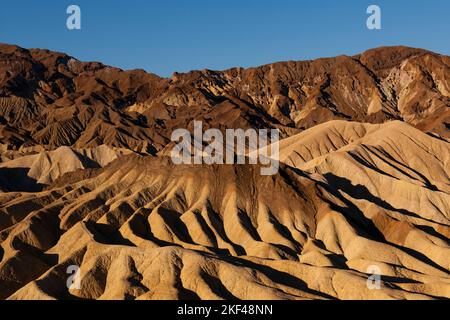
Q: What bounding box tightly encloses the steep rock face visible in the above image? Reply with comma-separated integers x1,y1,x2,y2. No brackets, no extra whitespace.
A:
129,46,450,138
0,44,448,156
0,43,163,153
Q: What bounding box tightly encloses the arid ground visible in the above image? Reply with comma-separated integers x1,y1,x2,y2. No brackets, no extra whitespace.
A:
0,44,449,299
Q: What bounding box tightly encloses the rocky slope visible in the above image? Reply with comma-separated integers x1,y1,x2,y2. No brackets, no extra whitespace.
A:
0,44,449,156
0,44,449,300
0,120,448,300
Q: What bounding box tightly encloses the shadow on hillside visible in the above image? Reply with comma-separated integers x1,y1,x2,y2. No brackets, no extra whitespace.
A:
285,166,450,275
318,171,450,275
0,167,45,192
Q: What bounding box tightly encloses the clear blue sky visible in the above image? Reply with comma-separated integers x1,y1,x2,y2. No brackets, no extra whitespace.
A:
0,0,449,77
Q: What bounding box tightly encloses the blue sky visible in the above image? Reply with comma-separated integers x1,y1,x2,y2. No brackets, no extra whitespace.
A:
0,0,449,77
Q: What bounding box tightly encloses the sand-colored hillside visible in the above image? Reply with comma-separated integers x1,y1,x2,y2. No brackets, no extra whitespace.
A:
0,120,448,300
0,44,449,300
0,145,132,191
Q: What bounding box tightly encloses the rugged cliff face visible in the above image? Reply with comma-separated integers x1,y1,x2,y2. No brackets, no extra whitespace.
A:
0,44,449,300
0,44,449,154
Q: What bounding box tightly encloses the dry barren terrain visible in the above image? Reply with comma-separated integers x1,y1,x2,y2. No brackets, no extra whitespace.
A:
0,44,449,300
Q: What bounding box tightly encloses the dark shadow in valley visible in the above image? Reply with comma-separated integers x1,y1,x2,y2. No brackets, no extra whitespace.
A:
426,131,449,143
157,207,195,244
85,221,135,246
0,167,45,192
225,256,336,299
73,151,102,169
296,169,450,275
205,202,246,256
290,166,387,242
323,172,448,227
199,271,238,300
415,224,450,245
359,146,440,192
